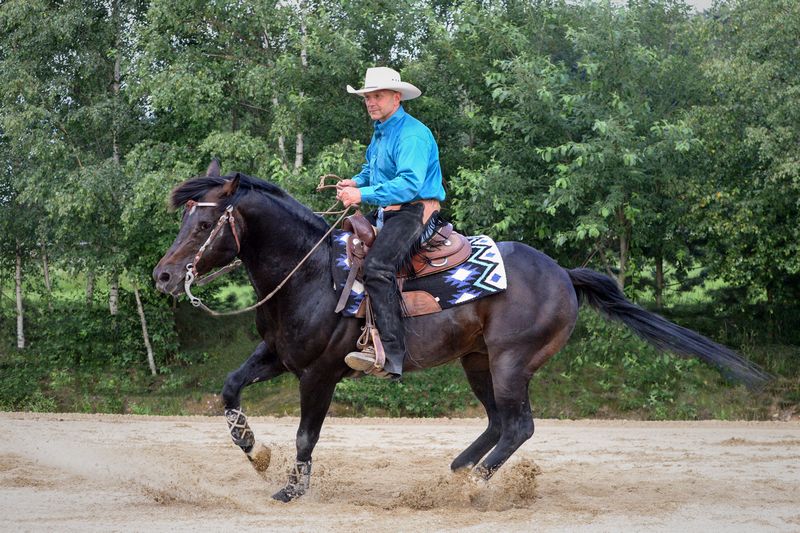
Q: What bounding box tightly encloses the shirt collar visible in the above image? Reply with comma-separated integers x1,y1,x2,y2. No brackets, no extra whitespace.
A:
374,105,406,133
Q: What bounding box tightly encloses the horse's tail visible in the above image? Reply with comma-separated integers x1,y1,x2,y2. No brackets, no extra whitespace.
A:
567,267,771,389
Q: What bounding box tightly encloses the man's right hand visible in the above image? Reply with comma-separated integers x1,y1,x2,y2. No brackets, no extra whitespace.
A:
336,179,357,189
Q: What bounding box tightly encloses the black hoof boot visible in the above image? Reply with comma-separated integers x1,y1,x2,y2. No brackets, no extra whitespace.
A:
271,460,312,502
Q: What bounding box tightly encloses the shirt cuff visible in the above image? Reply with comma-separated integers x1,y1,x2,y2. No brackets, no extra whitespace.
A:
358,185,378,205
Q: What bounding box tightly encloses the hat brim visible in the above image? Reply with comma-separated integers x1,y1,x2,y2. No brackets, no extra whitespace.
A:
346,82,421,101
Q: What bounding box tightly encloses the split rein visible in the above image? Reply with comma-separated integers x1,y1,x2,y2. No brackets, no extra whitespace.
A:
182,177,351,317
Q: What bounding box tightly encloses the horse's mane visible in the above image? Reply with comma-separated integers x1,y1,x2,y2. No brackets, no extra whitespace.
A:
170,173,289,209
171,172,329,235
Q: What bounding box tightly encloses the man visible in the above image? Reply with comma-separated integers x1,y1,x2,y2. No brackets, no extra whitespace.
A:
337,66,446,379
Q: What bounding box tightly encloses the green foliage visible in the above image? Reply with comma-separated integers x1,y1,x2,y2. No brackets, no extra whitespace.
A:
1,0,799,419
14,292,179,370
333,363,478,417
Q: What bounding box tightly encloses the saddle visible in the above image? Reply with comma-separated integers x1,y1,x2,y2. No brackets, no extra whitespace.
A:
336,213,472,317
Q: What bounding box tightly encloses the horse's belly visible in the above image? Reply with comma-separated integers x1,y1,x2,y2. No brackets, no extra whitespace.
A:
404,304,487,367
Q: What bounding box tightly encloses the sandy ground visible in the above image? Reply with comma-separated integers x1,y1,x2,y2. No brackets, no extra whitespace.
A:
0,413,798,532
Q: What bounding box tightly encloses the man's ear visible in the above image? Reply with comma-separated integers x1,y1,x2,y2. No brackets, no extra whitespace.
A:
206,158,221,177
221,173,240,197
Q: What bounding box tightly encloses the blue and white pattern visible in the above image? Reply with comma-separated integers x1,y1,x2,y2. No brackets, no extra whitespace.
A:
332,230,507,317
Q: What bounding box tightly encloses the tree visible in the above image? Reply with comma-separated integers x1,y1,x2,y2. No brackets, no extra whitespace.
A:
467,1,704,289
687,0,800,307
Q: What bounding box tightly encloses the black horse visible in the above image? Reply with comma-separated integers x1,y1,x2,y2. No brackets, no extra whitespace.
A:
153,161,768,502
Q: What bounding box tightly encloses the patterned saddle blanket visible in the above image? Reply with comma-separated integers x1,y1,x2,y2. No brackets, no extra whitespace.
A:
332,230,507,317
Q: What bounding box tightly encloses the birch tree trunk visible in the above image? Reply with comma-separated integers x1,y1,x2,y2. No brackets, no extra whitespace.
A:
294,131,304,170
294,19,308,171
109,272,119,316
133,280,157,376
109,4,121,318
41,244,52,311
273,96,288,168
16,246,25,349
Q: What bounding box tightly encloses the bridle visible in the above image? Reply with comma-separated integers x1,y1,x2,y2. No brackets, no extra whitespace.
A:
182,200,243,311
180,197,352,317
185,200,242,277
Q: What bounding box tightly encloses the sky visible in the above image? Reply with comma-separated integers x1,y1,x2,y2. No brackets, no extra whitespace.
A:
686,0,714,11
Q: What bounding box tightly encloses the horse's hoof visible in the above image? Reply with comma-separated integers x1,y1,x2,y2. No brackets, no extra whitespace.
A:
271,487,301,502
247,441,271,472
450,458,475,472
468,465,491,485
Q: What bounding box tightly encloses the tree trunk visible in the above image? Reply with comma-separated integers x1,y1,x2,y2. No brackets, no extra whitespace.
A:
133,280,157,376
109,272,119,316
86,269,95,305
293,19,307,171
41,244,53,311
109,12,122,318
16,246,25,349
655,253,664,309
272,96,288,169
112,0,121,166
294,131,304,170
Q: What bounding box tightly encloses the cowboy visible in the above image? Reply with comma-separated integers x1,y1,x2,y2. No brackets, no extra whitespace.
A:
336,67,446,380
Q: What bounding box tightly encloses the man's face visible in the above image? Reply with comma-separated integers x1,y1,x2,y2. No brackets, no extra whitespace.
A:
363,90,401,122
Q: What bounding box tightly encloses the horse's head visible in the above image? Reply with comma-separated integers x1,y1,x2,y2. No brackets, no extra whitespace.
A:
153,160,243,296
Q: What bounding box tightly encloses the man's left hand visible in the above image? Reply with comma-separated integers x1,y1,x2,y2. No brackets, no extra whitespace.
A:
337,186,362,207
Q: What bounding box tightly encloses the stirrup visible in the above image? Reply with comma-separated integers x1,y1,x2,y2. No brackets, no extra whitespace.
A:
345,347,379,372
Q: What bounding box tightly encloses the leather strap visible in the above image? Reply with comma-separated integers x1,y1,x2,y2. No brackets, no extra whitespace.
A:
384,199,440,223
334,263,360,313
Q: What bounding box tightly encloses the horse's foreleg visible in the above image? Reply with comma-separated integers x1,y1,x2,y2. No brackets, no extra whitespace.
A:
451,354,502,471
221,341,286,469
272,367,339,502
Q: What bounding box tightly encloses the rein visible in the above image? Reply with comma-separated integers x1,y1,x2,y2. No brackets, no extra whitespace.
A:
183,200,352,317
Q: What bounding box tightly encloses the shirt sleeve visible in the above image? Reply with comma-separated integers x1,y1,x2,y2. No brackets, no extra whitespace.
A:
359,135,430,205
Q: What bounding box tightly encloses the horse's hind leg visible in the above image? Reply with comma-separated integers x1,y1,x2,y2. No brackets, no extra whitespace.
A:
472,357,535,481
451,353,502,471
221,341,286,468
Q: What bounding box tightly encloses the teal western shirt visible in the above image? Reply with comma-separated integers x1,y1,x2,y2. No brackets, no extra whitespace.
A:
352,106,446,207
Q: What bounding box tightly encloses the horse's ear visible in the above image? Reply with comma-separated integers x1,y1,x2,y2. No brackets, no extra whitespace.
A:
206,158,221,177
221,173,240,198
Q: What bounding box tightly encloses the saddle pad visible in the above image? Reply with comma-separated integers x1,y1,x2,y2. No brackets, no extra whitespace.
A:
332,230,507,317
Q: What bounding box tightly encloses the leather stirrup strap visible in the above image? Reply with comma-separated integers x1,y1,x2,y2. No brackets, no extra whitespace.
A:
335,264,360,313
365,299,386,369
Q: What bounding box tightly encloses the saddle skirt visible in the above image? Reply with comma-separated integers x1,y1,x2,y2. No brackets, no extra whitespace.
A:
332,229,508,318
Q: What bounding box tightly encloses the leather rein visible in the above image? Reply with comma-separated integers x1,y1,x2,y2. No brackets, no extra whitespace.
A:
182,198,351,317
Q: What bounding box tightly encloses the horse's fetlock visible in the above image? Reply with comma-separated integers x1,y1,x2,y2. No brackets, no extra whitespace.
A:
273,460,312,501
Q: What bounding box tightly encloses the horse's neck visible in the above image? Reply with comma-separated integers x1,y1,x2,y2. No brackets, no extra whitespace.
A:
237,196,333,307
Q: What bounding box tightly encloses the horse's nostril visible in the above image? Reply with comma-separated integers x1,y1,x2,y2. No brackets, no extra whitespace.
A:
159,272,171,283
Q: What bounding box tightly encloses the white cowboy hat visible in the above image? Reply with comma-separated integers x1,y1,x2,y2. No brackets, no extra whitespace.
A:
346,67,421,101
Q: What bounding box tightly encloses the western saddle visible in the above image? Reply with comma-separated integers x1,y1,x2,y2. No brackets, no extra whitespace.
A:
335,213,472,318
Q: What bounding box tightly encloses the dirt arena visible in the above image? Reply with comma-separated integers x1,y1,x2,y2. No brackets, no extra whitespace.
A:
1,412,798,531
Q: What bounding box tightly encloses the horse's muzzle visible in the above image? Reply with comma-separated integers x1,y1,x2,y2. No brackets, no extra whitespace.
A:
153,263,186,296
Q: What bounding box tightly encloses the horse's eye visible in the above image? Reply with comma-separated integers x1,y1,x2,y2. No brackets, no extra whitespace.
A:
199,221,212,231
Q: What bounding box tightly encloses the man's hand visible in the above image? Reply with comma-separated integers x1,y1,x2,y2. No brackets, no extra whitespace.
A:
336,179,357,189
336,186,362,207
